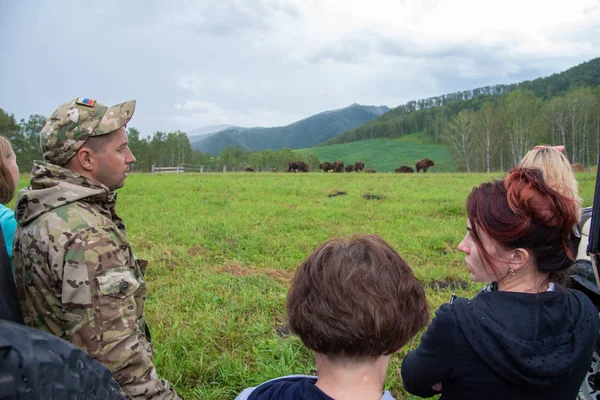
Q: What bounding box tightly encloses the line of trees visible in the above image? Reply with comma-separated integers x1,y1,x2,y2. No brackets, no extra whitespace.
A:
443,87,600,172
0,109,319,173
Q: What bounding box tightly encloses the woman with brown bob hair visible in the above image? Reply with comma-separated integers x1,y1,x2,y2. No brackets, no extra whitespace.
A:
401,168,599,400
237,234,429,400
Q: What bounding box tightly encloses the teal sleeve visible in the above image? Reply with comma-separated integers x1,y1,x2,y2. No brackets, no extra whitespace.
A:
0,207,17,271
2,213,16,258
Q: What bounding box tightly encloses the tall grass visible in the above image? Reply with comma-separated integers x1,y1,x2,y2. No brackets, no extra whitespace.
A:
14,171,597,399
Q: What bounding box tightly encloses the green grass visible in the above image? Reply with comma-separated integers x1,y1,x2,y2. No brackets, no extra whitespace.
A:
12,170,598,399
295,134,456,173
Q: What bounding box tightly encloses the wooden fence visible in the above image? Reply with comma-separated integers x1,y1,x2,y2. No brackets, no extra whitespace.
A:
151,164,208,173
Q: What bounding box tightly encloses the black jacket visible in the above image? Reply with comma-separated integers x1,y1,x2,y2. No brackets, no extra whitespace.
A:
401,285,599,399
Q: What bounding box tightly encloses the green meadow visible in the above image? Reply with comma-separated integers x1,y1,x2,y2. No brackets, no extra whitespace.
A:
296,135,456,173
14,171,598,399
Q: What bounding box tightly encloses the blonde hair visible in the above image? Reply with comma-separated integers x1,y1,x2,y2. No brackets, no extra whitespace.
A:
519,146,582,219
0,136,16,204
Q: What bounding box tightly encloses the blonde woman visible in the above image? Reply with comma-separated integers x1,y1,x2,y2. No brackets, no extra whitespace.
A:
0,135,22,323
519,145,582,220
0,135,20,270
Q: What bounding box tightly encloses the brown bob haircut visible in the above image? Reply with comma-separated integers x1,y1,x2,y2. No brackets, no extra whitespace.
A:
287,234,429,359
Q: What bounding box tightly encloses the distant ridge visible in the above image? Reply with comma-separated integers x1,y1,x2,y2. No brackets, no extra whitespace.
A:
187,124,239,142
191,104,389,155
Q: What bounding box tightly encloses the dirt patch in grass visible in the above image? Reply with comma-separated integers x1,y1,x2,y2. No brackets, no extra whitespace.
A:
363,193,384,200
219,264,294,284
328,191,347,197
187,246,209,257
276,324,291,338
427,279,470,290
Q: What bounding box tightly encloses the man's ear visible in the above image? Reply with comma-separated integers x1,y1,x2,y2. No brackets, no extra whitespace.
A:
511,248,530,272
74,147,95,172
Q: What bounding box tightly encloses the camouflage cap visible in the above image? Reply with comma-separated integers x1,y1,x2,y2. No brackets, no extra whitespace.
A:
40,98,136,165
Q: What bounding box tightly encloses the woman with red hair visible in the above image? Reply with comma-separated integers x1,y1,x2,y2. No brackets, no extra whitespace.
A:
401,167,599,400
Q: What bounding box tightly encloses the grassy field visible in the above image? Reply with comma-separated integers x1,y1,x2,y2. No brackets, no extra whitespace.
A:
14,170,598,399
296,134,456,173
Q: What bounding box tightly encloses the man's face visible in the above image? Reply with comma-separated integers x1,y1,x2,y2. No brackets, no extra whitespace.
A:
92,127,136,191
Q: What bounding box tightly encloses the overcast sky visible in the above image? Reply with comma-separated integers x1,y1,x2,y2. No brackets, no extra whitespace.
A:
1,0,599,136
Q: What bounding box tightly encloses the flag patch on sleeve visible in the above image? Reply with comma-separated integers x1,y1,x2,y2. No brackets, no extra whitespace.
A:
76,98,95,107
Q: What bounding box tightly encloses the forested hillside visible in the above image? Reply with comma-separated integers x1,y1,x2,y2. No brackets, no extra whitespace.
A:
323,58,600,172
191,104,389,155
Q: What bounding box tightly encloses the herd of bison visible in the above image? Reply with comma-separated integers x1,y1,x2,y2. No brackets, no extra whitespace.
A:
244,158,435,174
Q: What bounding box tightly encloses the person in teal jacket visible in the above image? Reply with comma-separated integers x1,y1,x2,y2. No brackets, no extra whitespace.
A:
0,135,20,271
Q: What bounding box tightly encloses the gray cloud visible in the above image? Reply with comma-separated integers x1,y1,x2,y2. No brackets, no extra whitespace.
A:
0,0,597,136
160,0,300,37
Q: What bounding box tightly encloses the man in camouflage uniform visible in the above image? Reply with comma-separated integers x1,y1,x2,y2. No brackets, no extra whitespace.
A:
13,98,181,400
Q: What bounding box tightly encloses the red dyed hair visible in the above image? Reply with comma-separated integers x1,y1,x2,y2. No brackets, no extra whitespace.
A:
466,167,578,280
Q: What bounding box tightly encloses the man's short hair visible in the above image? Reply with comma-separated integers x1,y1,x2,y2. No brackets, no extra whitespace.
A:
287,234,429,359
81,129,119,154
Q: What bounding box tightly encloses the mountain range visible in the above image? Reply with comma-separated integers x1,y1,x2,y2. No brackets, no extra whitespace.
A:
190,104,389,155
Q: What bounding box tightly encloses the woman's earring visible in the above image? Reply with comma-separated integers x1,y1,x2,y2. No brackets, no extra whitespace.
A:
509,268,516,276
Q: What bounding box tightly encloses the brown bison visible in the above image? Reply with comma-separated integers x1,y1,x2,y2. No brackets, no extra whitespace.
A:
395,166,415,173
345,165,355,172
244,166,255,172
319,161,335,173
333,160,344,173
365,168,376,173
571,163,585,172
286,160,309,173
415,158,435,173
354,160,365,172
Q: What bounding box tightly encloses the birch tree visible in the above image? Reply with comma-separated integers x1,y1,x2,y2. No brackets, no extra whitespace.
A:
474,102,501,172
443,110,476,172
501,90,542,166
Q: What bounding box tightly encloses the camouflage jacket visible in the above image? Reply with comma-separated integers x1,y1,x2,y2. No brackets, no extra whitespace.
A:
13,162,180,400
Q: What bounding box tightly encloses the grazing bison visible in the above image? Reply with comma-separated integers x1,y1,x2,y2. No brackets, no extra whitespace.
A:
395,166,415,173
345,165,355,172
320,161,335,173
571,163,585,172
286,160,309,173
333,160,344,173
244,166,255,172
415,158,435,173
365,168,376,173
354,160,365,172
